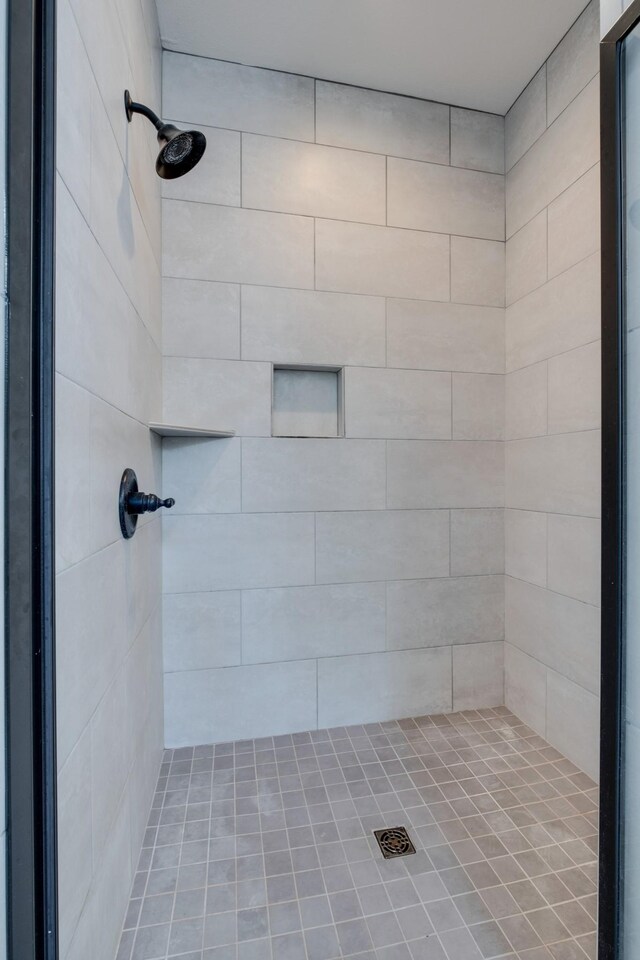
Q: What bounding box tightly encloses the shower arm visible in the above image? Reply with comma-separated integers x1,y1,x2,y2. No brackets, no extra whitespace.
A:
124,90,179,141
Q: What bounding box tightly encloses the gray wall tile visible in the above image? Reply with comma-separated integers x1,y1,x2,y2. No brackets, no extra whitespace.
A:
315,219,450,300
241,286,386,368
388,159,504,240
164,513,316,592
163,200,315,289
242,439,386,512
386,441,504,509
453,642,504,710
450,509,505,575
164,661,318,746
242,583,386,663
315,81,450,162
386,576,504,650
546,0,599,125
163,357,272,436
505,66,546,172
163,592,242,671
163,279,240,360
451,108,505,174
242,134,386,223
386,300,504,374
163,437,241,514
317,649,452,727
345,368,452,440
315,510,450,584
163,52,315,139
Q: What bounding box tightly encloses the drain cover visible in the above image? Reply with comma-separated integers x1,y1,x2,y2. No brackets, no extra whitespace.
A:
373,826,416,859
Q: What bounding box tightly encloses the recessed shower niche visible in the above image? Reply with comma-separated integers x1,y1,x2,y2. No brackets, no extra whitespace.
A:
272,364,344,438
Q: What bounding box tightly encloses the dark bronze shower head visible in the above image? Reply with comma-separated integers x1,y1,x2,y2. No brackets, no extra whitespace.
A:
124,90,207,180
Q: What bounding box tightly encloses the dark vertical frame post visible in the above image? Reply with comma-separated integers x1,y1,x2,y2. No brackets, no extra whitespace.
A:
600,18,623,960
5,0,57,956
600,1,640,957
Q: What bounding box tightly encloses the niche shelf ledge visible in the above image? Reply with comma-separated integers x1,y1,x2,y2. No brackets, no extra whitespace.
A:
148,422,236,439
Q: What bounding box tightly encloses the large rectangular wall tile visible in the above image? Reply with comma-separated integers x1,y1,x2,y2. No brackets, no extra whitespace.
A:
241,134,386,223
163,278,240,360
505,576,600,693
163,592,242,672
162,126,240,206
506,431,601,516
505,509,547,587
505,363,547,440
56,375,93,571
453,642,504,710
451,108,505,174
505,66,546,172
241,286,386,367
163,52,315,140
547,340,601,434
242,438,386,512
506,77,599,237
315,219,450,300
506,210,547,306
90,671,128,862
451,237,505,308
163,201,314,288
345,368,451,440
164,660,318,746
242,583,386,663
58,729,93,957
163,357,272,436
387,441,504,509
451,509,505,576
317,649,452,728
504,642,547,736
386,300,504,374
453,373,504,440
547,164,600,278
164,512,315,592
163,437,241,514
316,510,449,584
546,0,599,125
388,158,504,240
386,576,504,650
56,541,128,768
547,514,600,606
546,671,600,781
506,253,601,371
315,81,450,163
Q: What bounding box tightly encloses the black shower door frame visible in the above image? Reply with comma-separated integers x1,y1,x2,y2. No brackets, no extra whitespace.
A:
600,1,640,958
5,0,58,957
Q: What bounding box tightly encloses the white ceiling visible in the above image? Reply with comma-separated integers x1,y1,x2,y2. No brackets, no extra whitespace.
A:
155,0,589,115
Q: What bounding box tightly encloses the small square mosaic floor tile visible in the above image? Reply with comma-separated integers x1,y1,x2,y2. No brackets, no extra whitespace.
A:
117,707,598,960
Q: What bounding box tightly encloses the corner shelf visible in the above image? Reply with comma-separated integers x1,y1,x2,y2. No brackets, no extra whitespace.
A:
148,422,236,439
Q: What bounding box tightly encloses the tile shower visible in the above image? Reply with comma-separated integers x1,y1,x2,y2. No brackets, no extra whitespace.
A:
54,1,601,959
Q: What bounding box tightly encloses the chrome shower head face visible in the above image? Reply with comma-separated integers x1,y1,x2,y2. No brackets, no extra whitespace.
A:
156,126,207,180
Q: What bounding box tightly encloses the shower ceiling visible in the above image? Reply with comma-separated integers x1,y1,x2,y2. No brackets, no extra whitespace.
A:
155,0,588,114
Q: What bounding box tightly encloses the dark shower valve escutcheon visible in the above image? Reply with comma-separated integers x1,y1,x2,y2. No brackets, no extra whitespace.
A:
119,468,175,539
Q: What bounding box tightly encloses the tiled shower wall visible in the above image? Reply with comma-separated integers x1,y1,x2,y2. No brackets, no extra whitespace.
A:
504,0,601,781
55,0,164,958
161,55,507,746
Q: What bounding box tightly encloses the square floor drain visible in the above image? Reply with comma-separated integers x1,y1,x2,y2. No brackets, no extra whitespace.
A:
373,826,416,859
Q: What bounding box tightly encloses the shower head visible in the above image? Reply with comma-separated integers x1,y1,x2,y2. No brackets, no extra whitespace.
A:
124,90,207,180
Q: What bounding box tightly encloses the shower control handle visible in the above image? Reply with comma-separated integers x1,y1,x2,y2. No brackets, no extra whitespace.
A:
119,467,175,539
127,491,175,515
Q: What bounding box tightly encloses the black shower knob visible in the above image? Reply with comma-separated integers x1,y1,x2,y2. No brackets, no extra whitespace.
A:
119,468,175,539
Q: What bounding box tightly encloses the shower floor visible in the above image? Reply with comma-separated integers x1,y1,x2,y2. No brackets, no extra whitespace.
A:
116,707,598,960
